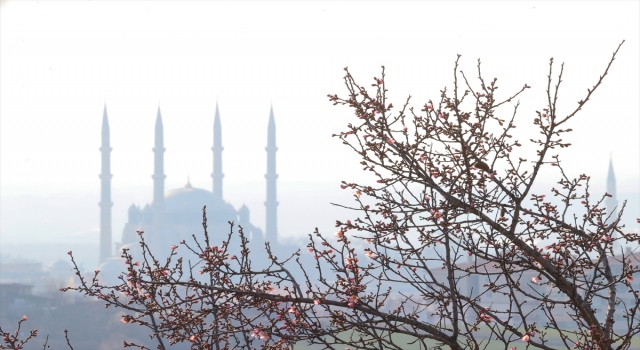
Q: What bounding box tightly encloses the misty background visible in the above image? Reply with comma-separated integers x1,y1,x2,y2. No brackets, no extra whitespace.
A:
2,0,638,265
1,1,638,348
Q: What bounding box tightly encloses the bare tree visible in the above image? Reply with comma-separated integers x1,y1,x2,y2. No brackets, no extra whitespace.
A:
5,41,637,350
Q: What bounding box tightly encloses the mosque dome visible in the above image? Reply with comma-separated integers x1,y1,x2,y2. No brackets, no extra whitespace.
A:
164,181,237,226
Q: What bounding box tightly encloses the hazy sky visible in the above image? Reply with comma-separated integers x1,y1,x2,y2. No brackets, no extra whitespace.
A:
1,2,639,250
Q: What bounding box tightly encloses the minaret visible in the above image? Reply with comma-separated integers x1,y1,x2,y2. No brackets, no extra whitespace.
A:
606,156,618,228
264,105,279,243
152,107,166,245
605,156,620,250
211,103,224,198
99,105,113,264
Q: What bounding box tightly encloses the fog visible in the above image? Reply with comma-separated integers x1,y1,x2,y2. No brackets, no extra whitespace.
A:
1,1,639,348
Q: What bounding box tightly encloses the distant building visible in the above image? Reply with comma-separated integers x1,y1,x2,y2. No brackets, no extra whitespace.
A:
97,104,285,281
0,262,44,285
0,283,51,320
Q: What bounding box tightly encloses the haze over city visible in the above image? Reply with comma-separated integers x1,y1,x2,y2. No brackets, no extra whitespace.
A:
0,1,638,348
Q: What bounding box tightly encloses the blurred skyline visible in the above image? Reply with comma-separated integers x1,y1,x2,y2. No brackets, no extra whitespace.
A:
1,1,639,265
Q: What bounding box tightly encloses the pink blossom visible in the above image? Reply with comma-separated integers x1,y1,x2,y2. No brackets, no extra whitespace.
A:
307,247,314,253
340,184,347,189
522,335,530,342
121,318,129,324
21,315,27,321
387,138,396,145
365,238,371,244
67,251,72,255
314,299,321,305
189,335,197,342
251,328,260,338
353,190,362,198
134,261,140,266
628,275,634,282
162,270,169,276
348,301,355,308
94,270,100,274
532,276,540,284
364,250,379,260
137,230,144,235
334,231,344,238
259,331,270,341
403,126,408,131
288,306,296,313
468,251,472,256
171,245,178,250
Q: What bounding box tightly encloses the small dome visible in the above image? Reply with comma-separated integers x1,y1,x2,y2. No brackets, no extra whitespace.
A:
142,204,153,223
96,257,127,285
45,259,74,280
127,204,140,223
238,204,250,223
46,259,72,271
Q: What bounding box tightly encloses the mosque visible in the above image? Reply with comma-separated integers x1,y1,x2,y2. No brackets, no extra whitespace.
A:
93,102,625,283
97,104,281,275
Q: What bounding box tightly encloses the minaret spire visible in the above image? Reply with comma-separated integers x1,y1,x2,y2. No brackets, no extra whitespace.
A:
605,155,620,252
265,104,279,243
212,102,224,198
99,104,113,264
152,107,166,246
153,107,166,205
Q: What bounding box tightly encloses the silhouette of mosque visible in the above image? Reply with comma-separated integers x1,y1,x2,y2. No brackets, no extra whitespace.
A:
97,104,281,277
